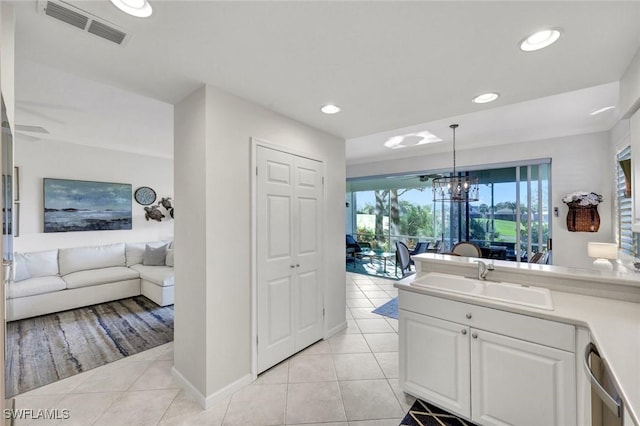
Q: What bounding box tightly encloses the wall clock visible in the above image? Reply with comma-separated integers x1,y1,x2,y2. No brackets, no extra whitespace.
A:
134,186,157,206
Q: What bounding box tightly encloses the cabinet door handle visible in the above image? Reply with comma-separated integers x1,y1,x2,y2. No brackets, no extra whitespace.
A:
466,313,472,319
296,264,300,267
290,265,295,268
471,332,478,339
461,329,467,335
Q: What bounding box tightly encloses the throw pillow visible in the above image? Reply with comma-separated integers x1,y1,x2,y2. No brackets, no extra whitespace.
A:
23,250,59,278
143,243,168,266
165,249,174,267
13,254,31,282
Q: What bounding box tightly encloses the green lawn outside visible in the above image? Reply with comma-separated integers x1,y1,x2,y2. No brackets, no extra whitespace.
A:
475,218,521,242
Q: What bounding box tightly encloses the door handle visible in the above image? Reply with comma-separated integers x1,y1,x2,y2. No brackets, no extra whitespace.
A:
583,343,622,418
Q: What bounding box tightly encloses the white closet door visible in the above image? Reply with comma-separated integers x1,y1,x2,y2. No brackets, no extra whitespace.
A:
292,156,324,351
256,146,324,373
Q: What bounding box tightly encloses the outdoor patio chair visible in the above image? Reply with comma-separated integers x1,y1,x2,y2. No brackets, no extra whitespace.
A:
409,242,429,265
346,234,371,265
410,241,429,256
529,252,544,263
427,240,442,253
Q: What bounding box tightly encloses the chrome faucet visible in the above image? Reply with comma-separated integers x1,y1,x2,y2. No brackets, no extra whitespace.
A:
474,260,494,280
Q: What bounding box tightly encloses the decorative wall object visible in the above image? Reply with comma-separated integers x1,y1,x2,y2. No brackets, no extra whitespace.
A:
44,178,132,233
142,197,173,222
144,205,164,222
134,186,157,205
158,197,174,219
562,191,603,232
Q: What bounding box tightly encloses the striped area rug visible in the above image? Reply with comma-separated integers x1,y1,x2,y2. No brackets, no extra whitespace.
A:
5,296,173,397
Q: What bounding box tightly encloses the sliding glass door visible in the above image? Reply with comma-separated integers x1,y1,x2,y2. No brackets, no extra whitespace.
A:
346,160,551,263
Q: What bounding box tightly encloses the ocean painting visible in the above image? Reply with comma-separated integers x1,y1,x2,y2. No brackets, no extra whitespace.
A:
44,178,132,233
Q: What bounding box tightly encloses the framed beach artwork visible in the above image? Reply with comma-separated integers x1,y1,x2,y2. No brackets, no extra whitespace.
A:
43,178,132,233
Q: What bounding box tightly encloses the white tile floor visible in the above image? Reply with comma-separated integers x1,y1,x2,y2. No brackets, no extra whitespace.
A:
11,272,415,425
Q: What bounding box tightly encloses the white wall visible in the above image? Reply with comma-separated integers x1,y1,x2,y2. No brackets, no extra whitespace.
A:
173,84,346,405
14,139,174,252
1,3,15,127
173,87,208,396
347,131,613,269
620,46,640,118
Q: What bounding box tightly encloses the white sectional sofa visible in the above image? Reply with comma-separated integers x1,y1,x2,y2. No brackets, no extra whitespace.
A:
7,241,174,321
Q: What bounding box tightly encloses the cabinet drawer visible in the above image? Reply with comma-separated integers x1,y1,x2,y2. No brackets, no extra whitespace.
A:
399,290,575,352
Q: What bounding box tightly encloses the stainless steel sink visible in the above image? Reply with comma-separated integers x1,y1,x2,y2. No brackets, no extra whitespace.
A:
411,272,554,310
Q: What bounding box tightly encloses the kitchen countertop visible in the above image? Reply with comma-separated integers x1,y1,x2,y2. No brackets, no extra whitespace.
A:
396,262,640,425
412,253,640,302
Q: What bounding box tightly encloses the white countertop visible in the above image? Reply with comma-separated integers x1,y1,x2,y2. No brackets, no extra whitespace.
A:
412,253,640,288
396,272,640,425
412,253,640,303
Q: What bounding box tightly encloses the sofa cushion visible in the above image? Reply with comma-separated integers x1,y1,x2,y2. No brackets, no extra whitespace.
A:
13,253,31,282
19,250,59,278
63,266,140,289
129,265,174,287
143,244,168,266
59,243,125,276
7,276,66,299
126,241,169,266
165,249,174,267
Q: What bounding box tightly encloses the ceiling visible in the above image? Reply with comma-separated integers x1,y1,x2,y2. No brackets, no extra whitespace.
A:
10,1,640,162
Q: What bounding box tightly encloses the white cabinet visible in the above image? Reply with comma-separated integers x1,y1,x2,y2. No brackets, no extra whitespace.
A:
470,328,576,426
400,310,470,417
399,291,577,426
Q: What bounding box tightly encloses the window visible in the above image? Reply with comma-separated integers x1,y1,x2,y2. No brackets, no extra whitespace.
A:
616,146,634,255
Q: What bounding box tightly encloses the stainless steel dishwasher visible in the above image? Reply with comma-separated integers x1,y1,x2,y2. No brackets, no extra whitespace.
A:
585,342,624,426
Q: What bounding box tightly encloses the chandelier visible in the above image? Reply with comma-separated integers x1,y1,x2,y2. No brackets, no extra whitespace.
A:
432,124,479,203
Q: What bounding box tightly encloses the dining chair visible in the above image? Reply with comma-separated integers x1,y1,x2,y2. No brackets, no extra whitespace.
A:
450,241,482,257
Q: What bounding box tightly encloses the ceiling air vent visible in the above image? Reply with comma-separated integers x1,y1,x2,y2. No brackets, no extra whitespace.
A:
37,0,131,46
88,20,127,45
43,1,88,30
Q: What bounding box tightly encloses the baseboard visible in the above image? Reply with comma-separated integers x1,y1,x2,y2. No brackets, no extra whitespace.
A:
171,367,206,408
171,367,254,410
326,320,347,339
203,374,253,409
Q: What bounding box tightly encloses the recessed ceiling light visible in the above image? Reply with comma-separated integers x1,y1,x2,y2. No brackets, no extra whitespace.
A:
321,104,341,114
384,131,442,149
110,0,153,18
520,29,561,51
472,93,499,104
589,106,616,116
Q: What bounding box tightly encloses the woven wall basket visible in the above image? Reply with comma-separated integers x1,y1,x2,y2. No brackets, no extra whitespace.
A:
566,203,600,232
